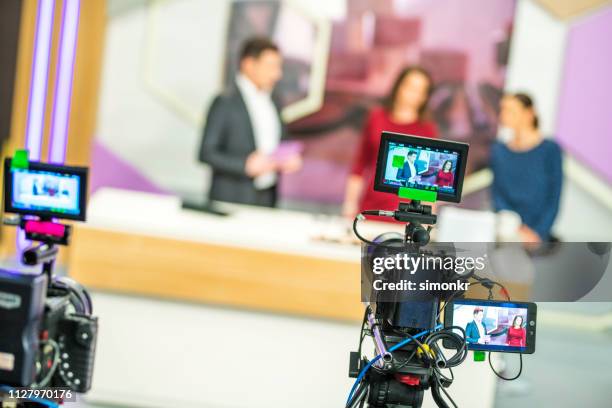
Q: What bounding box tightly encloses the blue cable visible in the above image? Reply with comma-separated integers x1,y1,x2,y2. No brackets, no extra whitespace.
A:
0,385,60,408
346,324,443,406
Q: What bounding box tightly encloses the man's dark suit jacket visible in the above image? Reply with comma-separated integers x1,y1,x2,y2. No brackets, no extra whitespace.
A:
397,161,417,182
465,320,489,344
198,84,285,207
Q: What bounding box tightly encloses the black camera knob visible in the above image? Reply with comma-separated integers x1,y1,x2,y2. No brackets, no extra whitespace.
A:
412,228,430,245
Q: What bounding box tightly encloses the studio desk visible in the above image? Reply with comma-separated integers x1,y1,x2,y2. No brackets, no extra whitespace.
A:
67,188,367,321
67,188,529,322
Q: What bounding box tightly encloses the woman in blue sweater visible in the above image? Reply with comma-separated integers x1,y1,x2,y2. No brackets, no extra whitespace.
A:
491,93,563,243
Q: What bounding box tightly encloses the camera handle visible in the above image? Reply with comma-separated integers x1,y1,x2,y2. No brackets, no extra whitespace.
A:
359,200,437,246
3,214,71,286
22,242,58,285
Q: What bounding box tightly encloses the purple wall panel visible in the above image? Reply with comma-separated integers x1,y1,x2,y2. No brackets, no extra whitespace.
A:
90,140,168,195
556,7,612,183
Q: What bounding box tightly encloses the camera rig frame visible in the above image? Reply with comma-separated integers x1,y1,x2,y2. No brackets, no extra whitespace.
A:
348,200,519,408
348,201,466,408
1,214,96,407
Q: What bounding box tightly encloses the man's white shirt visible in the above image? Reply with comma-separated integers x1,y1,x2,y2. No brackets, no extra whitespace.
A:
407,160,417,182
236,74,281,190
476,320,487,343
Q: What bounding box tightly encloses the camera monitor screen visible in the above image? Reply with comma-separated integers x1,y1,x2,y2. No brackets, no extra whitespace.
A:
374,132,469,203
3,159,88,221
444,299,537,354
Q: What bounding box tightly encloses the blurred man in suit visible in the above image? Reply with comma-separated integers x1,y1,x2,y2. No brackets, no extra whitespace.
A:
199,37,301,207
397,150,419,184
465,308,492,344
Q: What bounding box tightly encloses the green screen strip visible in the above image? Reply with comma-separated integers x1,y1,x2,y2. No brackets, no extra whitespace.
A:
398,186,437,202
473,351,486,362
11,149,29,170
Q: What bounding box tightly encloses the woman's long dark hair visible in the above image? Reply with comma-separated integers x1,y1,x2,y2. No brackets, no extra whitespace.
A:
513,92,539,129
442,160,452,172
512,315,524,328
384,66,433,121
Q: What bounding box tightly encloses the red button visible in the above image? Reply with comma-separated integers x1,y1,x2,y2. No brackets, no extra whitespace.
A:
395,374,420,386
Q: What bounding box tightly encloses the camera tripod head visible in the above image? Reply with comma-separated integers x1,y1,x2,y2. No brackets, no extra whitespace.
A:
394,201,436,246
360,200,436,246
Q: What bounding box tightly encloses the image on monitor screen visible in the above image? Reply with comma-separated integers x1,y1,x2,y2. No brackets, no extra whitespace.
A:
382,141,460,196
451,302,529,352
10,168,81,216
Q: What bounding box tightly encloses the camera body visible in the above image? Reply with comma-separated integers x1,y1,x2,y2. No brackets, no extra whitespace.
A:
0,156,98,403
355,227,471,408
0,272,97,393
0,271,47,387
348,133,537,408
364,236,468,332
40,287,98,393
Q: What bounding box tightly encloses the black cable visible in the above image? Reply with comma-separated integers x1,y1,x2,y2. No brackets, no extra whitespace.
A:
347,380,368,408
352,214,381,247
471,274,511,301
488,352,523,381
388,328,433,371
436,277,512,323
353,213,411,249
350,306,379,408
425,326,468,369
358,393,366,408
430,378,452,408
435,375,458,408
392,328,429,352
433,362,454,386
51,276,93,315
392,344,421,371
436,291,459,322
357,307,369,358
422,326,466,407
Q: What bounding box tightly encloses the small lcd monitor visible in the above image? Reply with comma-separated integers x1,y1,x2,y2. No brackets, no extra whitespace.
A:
444,299,537,354
374,132,469,203
3,159,88,221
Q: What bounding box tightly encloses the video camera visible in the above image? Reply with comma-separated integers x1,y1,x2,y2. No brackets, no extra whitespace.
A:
346,132,536,408
0,156,98,407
